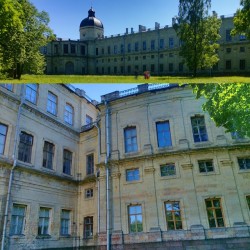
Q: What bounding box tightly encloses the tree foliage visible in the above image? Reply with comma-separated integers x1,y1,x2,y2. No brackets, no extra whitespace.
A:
191,83,250,137
0,0,54,79
231,0,250,39
174,0,221,76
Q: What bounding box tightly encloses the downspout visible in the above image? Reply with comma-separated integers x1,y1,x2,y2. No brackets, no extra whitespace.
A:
105,101,111,250
93,117,101,234
1,84,24,250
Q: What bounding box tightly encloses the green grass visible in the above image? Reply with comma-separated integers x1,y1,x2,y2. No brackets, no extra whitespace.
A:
0,74,250,83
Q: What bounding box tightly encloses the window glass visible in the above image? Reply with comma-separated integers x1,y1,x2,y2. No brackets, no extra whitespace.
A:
126,169,140,182
205,198,224,228
156,121,172,147
191,116,208,142
124,127,138,153
63,149,72,175
10,204,26,235
86,154,94,175
160,164,176,176
128,205,143,233
43,141,54,169
198,160,214,173
165,201,182,230
25,84,38,104
61,210,70,235
38,207,50,235
84,217,93,238
18,132,33,163
85,188,93,198
0,123,8,154
238,158,250,170
0,83,13,91
65,104,73,125
47,92,57,115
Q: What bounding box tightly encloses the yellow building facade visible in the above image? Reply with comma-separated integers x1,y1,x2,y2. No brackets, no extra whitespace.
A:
44,8,250,76
0,83,250,250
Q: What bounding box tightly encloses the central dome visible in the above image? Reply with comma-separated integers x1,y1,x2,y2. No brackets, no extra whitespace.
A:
80,8,104,29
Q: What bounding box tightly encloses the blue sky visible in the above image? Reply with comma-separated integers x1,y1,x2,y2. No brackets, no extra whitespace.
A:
30,0,241,39
29,0,241,101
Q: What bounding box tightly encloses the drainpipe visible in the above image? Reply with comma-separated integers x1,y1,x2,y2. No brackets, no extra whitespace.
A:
105,101,111,250
93,118,101,234
1,84,24,250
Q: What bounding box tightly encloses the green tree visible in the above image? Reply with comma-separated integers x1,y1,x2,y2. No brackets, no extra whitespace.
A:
231,0,250,39
0,0,54,79
174,0,221,77
191,83,250,137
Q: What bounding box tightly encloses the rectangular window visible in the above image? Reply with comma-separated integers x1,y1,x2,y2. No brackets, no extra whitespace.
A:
240,47,245,52
239,34,246,40
135,42,139,52
231,131,244,139
226,47,231,53
42,141,54,169
0,123,8,154
85,188,93,198
246,196,250,210
108,46,111,54
169,37,174,48
63,44,68,54
205,198,224,228
151,40,155,50
143,41,146,51
54,44,58,54
151,64,155,72
47,92,57,115
128,43,131,53
121,44,124,53
70,44,76,54
61,210,70,236
18,132,33,163
159,64,164,72
240,59,246,70
124,127,138,153
96,47,98,56
81,45,85,55
165,201,182,230
86,115,93,125
169,63,173,72
65,104,74,125
114,45,117,54
10,204,26,235
86,153,94,175
198,160,214,173
156,121,172,147
179,63,184,72
63,149,72,175
226,60,231,70
160,164,176,177
25,83,38,104
191,116,208,142
0,83,13,91
84,217,93,238
238,158,250,170
128,205,143,233
226,29,232,41
160,39,164,49
126,168,140,182
38,207,50,235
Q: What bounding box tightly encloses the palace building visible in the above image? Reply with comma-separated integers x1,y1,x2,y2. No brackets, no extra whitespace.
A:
0,83,250,250
43,7,250,76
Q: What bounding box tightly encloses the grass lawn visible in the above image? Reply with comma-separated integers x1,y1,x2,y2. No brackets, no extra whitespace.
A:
0,74,250,83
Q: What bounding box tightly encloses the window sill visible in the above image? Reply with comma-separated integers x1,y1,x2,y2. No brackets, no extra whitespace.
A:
36,235,51,239
197,171,218,176
124,180,143,185
59,235,71,238
238,169,250,173
160,175,179,180
193,141,212,147
9,234,25,238
157,146,173,152
124,151,140,157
